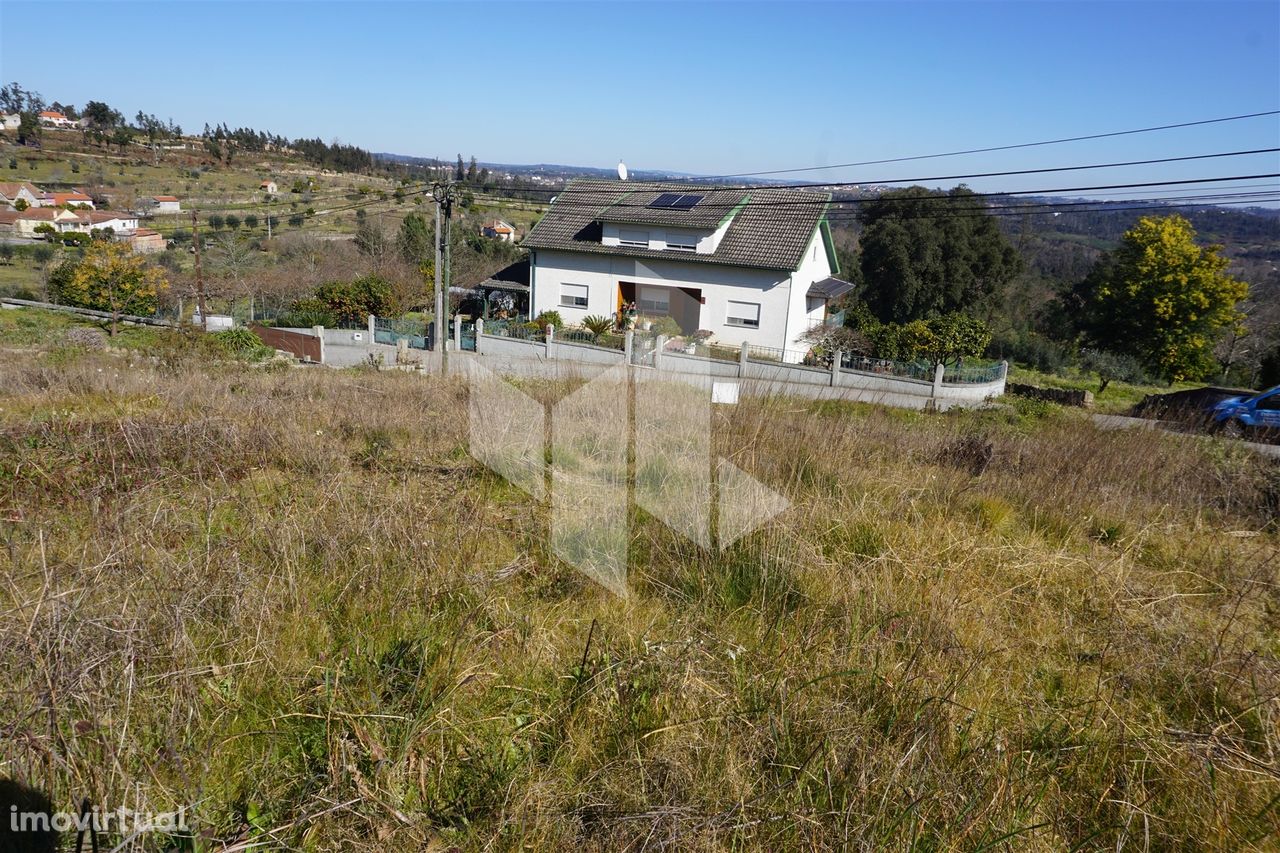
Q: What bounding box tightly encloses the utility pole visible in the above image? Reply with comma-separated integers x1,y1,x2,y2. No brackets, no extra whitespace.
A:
192,209,206,331
432,181,455,376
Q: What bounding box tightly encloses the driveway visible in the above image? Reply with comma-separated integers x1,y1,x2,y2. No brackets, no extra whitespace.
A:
1092,413,1280,459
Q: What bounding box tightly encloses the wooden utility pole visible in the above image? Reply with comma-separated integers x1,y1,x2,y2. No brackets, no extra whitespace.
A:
192,209,206,330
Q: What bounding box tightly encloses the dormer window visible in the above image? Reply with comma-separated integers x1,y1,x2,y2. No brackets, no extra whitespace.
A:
619,228,649,248
666,231,698,252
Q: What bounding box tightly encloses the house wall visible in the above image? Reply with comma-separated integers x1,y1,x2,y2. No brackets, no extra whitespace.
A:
531,249,801,357
784,228,834,352
154,201,180,214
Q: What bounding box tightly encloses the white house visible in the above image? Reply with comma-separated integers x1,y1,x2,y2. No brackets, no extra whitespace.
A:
482,219,516,242
522,180,853,362
1,113,20,130
38,111,76,129
0,182,42,209
260,180,278,194
142,195,181,214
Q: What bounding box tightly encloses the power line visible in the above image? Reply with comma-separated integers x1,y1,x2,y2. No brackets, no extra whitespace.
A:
455,147,1280,202
680,109,1280,180
470,172,1280,214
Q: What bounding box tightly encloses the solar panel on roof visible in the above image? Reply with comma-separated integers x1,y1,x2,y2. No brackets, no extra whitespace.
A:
648,193,682,208
671,194,703,209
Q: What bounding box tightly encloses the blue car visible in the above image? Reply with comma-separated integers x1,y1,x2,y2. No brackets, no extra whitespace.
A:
1211,385,1280,437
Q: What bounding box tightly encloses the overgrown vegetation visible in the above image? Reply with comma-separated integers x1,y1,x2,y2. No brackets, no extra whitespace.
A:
1,337,1276,850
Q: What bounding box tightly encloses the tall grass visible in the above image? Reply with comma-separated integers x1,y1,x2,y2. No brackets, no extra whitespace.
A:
0,346,1276,851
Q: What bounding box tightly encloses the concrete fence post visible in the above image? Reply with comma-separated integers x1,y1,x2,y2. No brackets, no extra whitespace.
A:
655,335,667,371
367,314,375,341
739,340,749,377
475,318,484,354
932,362,945,398
624,329,633,364
313,325,325,365
453,315,462,352
831,350,842,387
545,324,555,359
999,360,1009,380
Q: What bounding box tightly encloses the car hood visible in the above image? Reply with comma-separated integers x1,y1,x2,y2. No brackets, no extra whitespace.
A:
1213,396,1248,410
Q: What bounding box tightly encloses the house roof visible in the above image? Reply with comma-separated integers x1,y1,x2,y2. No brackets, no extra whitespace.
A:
133,228,162,237
522,178,831,272
476,259,531,293
0,208,59,222
0,182,40,199
151,195,179,202
807,277,855,300
52,192,93,204
260,180,275,186
39,111,66,120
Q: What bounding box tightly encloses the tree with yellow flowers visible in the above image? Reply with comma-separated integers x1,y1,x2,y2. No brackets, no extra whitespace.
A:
1065,215,1248,382
57,241,168,337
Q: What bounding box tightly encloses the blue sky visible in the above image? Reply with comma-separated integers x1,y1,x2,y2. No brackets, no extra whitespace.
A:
2,1,1277,197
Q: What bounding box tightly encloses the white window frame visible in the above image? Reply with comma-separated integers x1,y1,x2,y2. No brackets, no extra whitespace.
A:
638,285,670,314
725,300,760,328
619,228,649,249
666,231,697,252
559,283,589,309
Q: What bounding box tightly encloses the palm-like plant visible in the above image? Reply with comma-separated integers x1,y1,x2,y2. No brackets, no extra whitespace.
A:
581,314,615,337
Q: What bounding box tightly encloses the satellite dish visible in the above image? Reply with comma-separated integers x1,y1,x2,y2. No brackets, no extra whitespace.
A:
617,160,628,181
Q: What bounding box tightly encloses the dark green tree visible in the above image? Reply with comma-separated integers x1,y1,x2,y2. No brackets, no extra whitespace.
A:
455,154,465,182
466,156,478,183
858,186,1022,323
397,212,434,267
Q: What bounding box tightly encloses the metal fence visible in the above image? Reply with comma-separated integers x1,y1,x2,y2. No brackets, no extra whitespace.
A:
484,319,544,343
631,332,658,367
374,316,428,349
943,362,1005,384
839,352,936,382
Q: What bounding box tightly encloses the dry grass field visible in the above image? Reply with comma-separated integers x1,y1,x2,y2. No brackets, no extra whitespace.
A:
0,328,1277,850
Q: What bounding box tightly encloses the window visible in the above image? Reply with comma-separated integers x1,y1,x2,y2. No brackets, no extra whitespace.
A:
638,285,669,314
560,283,589,308
1256,394,1280,411
619,229,649,248
666,231,697,252
726,300,760,328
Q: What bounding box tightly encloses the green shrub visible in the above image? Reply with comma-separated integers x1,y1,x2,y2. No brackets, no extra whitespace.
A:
210,327,273,361
532,310,562,331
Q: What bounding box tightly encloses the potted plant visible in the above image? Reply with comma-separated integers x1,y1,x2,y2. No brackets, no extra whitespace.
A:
620,302,638,330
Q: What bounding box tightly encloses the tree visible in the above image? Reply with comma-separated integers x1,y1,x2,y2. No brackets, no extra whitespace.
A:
110,125,133,151
213,232,258,320
16,111,40,145
225,214,241,230
858,186,1022,323
13,198,28,211
455,154,465,182
297,275,394,326
466,156,478,183
135,111,172,164
397,212,434,267
55,242,167,336
244,214,259,230
1064,215,1248,381
354,219,393,269
208,214,225,230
